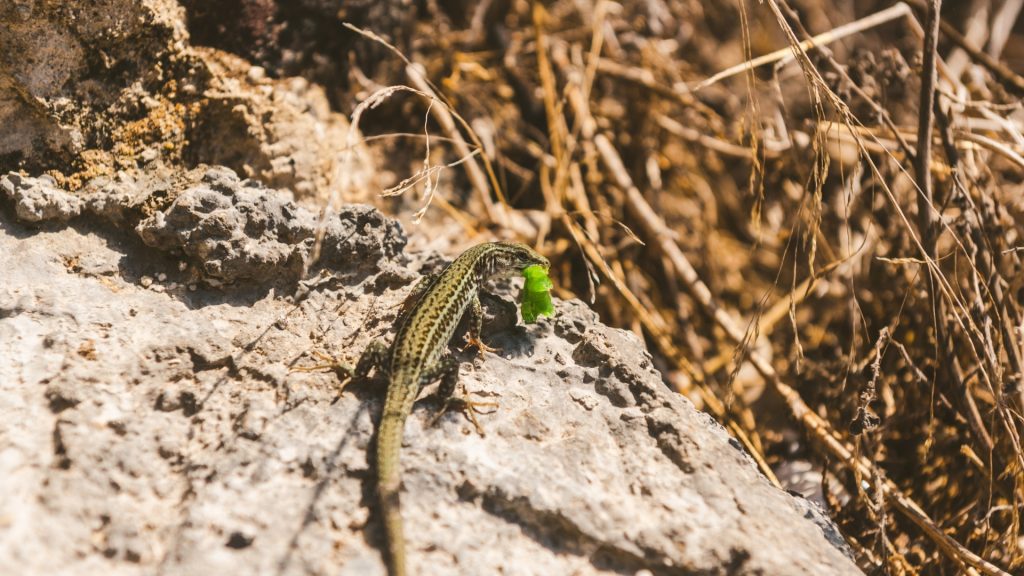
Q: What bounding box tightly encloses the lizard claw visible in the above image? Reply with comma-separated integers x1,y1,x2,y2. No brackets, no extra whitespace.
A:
291,350,338,373
292,351,354,394
428,396,499,435
462,336,498,355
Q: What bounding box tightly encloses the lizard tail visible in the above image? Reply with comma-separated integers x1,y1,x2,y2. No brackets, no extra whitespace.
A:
376,406,406,576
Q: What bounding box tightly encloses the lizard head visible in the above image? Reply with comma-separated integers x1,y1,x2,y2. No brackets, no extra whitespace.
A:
484,241,550,276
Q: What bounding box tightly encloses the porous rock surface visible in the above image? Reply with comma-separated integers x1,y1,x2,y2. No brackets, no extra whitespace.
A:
0,1,363,199
0,168,861,575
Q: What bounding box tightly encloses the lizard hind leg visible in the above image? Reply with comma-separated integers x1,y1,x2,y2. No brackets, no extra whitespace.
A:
292,340,389,395
319,339,390,396
352,340,390,381
423,354,497,435
292,350,361,394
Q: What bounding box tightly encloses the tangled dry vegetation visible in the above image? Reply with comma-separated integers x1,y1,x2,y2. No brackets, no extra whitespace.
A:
190,0,1024,573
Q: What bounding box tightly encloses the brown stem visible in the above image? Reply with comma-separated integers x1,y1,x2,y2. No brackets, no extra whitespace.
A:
914,0,941,258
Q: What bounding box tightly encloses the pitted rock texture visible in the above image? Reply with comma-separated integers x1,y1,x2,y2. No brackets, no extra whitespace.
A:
1,167,405,285
0,171,861,576
1,172,83,222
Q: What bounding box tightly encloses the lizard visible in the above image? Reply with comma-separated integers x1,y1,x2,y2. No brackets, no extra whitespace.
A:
341,241,550,576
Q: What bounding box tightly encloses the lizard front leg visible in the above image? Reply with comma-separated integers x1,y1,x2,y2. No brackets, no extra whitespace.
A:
461,296,497,354
395,273,438,328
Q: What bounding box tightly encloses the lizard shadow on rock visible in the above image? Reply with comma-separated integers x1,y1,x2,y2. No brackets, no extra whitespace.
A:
476,290,539,352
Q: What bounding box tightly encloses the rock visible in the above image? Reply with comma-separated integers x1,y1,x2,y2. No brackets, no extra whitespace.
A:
0,0,187,168
133,167,406,284
1,173,83,223
133,167,314,284
0,169,861,576
0,2,368,200
1,166,406,286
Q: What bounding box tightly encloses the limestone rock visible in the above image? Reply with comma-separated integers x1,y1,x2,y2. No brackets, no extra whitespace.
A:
1,173,83,223
0,168,860,575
